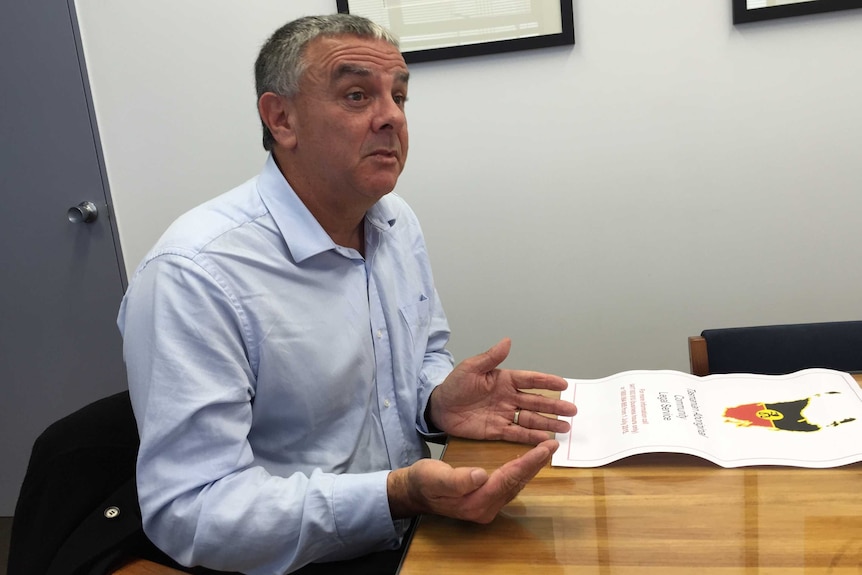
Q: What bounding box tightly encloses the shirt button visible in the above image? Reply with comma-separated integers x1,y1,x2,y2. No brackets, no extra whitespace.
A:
377,330,383,339
383,399,391,408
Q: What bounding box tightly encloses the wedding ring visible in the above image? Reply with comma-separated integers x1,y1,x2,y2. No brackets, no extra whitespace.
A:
513,408,521,425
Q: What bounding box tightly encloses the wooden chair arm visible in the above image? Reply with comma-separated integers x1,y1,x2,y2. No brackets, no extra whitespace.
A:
688,335,709,376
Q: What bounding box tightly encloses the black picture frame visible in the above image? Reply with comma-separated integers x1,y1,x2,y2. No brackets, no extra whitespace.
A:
733,0,862,23
335,1,574,64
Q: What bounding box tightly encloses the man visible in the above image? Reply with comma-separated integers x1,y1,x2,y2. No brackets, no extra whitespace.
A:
118,13,577,575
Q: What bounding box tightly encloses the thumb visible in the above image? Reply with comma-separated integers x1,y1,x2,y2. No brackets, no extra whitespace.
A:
469,338,512,374
449,467,489,495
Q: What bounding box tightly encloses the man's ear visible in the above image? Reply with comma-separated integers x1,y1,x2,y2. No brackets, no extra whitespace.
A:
258,92,297,150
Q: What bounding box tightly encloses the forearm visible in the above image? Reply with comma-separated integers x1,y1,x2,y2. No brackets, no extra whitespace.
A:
386,467,421,520
141,464,399,573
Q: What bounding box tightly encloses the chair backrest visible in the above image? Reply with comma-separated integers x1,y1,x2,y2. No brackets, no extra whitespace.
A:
7,391,184,575
688,320,862,376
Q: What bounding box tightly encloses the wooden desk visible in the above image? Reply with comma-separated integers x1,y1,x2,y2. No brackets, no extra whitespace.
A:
399,375,862,574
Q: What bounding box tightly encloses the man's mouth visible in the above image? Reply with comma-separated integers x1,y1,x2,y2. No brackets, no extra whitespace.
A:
370,149,397,158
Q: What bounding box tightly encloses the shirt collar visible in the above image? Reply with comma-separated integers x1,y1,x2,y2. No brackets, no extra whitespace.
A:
256,154,397,263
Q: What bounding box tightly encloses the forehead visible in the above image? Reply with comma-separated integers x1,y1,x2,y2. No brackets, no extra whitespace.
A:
302,35,408,83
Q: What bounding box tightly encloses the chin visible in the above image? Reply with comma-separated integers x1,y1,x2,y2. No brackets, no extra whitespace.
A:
366,177,400,197
369,186,397,200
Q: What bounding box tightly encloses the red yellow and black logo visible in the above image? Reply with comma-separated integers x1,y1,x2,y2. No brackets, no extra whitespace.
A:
723,392,856,432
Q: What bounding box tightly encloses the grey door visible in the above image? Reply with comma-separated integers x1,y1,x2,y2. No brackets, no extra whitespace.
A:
0,0,128,514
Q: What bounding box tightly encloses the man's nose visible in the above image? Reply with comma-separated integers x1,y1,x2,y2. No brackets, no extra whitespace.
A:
373,97,406,132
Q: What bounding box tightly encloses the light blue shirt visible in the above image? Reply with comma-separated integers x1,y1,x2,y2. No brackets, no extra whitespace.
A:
117,155,454,575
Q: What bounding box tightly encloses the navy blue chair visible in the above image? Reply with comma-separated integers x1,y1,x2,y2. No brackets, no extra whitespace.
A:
688,321,862,376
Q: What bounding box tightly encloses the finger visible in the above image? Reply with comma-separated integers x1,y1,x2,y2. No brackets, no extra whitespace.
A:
511,410,572,434
447,466,490,496
465,338,512,373
494,440,558,490
513,394,578,418
508,371,570,392
499,422,564,446
457,441,557,523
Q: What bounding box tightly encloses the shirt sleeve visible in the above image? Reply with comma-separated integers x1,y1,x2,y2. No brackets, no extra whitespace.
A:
118,253,401,575
416,286,454,437
397,199,455,436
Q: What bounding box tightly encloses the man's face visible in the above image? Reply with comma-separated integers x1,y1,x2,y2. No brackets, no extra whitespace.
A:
285,35,410,205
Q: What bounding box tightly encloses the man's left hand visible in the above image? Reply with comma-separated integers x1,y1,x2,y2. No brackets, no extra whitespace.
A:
427,338,578,445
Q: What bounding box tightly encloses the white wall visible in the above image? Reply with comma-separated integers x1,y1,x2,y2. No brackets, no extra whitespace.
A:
76,0,862,378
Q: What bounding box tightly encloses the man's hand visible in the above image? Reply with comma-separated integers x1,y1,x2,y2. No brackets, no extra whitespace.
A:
387,439,558,523
427,339,578,445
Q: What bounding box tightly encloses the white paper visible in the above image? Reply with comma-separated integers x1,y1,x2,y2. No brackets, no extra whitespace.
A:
552,369,862,469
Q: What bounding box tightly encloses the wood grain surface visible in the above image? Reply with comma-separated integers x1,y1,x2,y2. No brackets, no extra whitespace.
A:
399,375,862,574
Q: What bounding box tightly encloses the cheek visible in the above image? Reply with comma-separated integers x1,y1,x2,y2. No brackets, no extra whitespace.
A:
400,129,409,156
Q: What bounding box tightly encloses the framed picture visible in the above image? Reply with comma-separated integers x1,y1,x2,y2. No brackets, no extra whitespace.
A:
733,0,862,23
335,0,575,63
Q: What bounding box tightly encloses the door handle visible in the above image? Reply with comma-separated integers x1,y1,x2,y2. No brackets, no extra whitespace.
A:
68,201,99,224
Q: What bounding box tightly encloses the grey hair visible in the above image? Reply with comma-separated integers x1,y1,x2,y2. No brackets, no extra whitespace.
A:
255,13,400,151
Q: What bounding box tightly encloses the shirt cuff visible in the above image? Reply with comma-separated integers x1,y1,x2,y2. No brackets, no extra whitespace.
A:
329,470,402,559
416,374,447,437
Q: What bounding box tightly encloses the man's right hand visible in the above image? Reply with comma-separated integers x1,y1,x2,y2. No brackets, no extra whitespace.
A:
386,439,558,524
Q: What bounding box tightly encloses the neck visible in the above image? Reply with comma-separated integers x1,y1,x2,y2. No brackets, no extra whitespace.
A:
273,151,369,254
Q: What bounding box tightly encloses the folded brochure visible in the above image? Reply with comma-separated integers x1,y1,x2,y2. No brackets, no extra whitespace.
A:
552,368,862,468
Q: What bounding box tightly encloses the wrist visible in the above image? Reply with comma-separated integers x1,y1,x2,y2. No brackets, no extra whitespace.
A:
424,387,443,434
387,467,420,520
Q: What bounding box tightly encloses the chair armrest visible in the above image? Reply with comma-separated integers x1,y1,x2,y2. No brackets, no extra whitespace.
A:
688,335,709,376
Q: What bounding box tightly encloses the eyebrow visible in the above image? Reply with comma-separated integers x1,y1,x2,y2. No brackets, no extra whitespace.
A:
334,63,410,84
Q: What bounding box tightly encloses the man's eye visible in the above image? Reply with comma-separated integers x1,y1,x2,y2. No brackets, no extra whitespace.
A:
393,94,408,106
347,92,366,102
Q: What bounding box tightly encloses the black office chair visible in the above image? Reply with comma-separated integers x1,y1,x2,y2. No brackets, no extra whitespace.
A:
7,392,403,575
688,320,862,376
6,391,188,575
